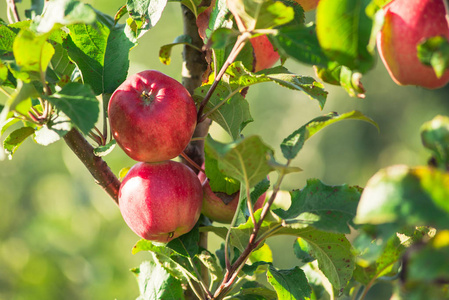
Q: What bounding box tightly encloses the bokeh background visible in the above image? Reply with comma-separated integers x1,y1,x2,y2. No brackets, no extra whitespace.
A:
1,1,449,299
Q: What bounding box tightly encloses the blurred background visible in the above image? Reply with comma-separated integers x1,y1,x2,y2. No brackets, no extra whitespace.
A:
1,1,449,299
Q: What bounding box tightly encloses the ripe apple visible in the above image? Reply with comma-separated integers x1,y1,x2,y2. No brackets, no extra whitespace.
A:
108,70,197,162
377,0,449,89
119,160,203,243
250,35,280,72
198,171,266,224
294,0,319,11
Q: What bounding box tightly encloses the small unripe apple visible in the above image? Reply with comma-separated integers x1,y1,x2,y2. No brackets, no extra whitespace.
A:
108,70,197,162
119,160,203,243
377,0,449,89
198,171,266,224
294,0,319,11
250,35,280,72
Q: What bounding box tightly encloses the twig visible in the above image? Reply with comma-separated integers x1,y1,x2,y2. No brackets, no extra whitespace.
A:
181,151,206,174
63,129,121,205
197,32,251,123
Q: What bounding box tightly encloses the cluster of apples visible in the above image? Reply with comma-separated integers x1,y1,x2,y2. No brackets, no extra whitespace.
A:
377,0,449,89
109,71,268,243
108,70,203,243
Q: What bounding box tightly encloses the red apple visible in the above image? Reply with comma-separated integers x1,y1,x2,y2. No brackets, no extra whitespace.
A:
119,160,203,243
108,70,197,162
198,171,266,224
377,0,449,89
250,35,280,72
294,0,319,11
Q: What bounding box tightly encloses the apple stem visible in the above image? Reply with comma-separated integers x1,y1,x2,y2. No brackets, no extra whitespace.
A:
197,32,252,123
181,151,206,174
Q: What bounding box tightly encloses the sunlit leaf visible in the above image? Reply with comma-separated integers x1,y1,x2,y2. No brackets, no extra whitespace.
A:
267,265,312,300
205,135,274,188
44,82,99,135
316,0,375,73
281,111,378,160
3,126,35,158
132,261,185,300
159,34,193,65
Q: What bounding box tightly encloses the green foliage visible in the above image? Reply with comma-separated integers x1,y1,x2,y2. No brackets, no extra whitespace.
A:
2,0,449,299
281,111,378,160
316,0,375,74
132,261,185,300
267,265,312,299
274,179,362,234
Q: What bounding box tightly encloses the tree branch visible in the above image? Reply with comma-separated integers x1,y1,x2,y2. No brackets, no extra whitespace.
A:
181,4,210,172
64,128,121,205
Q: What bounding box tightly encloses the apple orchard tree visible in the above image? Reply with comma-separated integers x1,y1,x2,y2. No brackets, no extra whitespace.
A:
1,0,449,299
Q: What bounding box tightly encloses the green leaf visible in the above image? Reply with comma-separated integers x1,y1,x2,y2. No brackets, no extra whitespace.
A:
272,23,329,67
159,34,193,65
209,28,240,49
417,36,449,78
204,149,241,195
132,261,185,300
44,82,99,135
249,242,273,263
47,29,76,80
3,126,35,158
281,111,378,160
132,239,196,284
13,28,55,80
231,281,278,299
260,66,328,109
293,230,355,293
196,84,253,140
421,115,449,169
205,135,274,188
34,0,97,33
227,0,294,30
354,227,428,284
65,13,136,95
0,24,18,60
274,179,362,234
166,225,200,258
0,81,37,129
314,62,367,98
316,0,375,73
196,250,223,288
355,165,449,230
267,265,312,300
293,238,315,263
127,0,167,29
93,139,116,157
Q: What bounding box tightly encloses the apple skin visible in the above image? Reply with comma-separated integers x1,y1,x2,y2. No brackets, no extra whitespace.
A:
377,0,449,89
250,35,280,72
108,70,197,162
294,0,319,11
119,160,203,243
198,171,266,224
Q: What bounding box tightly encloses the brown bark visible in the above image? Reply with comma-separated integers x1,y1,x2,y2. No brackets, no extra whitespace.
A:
64,129,120,205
